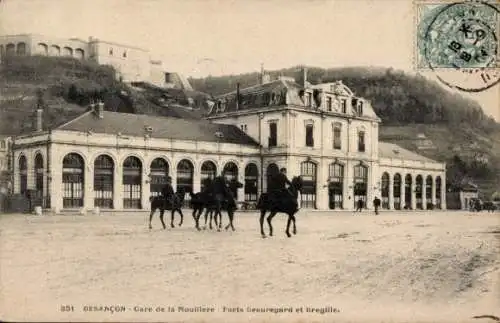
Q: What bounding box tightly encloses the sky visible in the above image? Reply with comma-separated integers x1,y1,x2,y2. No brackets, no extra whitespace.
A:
0,0,498,121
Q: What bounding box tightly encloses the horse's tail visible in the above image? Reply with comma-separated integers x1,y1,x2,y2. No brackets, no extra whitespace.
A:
256,194,264,210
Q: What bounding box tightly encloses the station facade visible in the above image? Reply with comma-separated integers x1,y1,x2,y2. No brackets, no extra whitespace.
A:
11,74,446,212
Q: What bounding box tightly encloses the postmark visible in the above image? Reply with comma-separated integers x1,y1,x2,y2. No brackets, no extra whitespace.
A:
416,1,500,92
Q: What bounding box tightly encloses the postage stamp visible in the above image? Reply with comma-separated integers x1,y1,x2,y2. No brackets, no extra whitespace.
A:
415,0,500,92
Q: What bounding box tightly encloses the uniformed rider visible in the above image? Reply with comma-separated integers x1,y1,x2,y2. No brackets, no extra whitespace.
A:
272,167,294,201
212,170,235,208
162,176,176,208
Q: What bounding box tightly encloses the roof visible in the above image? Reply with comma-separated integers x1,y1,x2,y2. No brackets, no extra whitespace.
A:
56,110,260,146
209,79,303,115
378,141,439,163
209,78,380,121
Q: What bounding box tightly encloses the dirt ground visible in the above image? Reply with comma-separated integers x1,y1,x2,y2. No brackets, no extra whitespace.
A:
0,209,499,323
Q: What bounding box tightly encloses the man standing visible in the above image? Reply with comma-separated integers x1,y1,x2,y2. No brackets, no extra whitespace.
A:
373,196,381,215
356,198,364,212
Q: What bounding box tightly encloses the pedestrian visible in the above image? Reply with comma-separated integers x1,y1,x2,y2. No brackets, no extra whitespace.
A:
356,198,363,212
373,196,381,215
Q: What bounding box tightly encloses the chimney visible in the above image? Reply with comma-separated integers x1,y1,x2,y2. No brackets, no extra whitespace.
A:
303,66,308,88
236,83,240,110
35,109,43,132
260,63,264,84
96,101,104,119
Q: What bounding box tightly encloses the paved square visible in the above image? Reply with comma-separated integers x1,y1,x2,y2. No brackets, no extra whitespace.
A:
0,210,499,323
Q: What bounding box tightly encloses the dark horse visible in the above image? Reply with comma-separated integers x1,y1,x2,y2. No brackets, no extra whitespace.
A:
190,180,243,231
148,188,186,230
257,176,303,238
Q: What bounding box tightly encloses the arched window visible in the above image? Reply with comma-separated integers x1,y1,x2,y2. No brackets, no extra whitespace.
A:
6,43,16,56
16,42,27,56
393,173,402,210
328,162,344,209
426,175,433,209
123,156,142,209
18,155,27,195
435,176,442,209
37,43,48,55
150,158,169,197
266,163,279,193
404,174,412,209
301,161,317,209
177,159,194,207
34,154,44,197
94,155,114,209
416,175,423,209
200,161,217,192
50,45,60,56
223,162,239,199
74,48,85,59
63,46,73,57
353,163,368,208
62,153,84,208
244,163,259,202
381,172,390,209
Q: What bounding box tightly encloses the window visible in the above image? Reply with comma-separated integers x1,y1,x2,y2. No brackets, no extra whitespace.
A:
358,131,365,152
109,48,113,55
240,124,247,132
358,101,364,115
268,122,277,147
341,99,347,113
333,124,342,149
326,97,332,111
0,140,5,149
305,92,312,107
123,51,127,58
305,124,314,147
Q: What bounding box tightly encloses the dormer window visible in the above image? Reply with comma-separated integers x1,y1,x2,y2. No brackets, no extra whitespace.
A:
341,99,347,113
358,101,364,116
326,97,332,111
305,92,312,107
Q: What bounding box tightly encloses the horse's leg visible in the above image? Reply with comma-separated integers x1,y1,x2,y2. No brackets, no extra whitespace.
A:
170,209,175,228
178,208,184,227
292,214,297,235
285,214,292,238
259,210,267,238
149,208,155,230
225,210,233,231
267,211,277,237
159,209,166,230
192,208,200,230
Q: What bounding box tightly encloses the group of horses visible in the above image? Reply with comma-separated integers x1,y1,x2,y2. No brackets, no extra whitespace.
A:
149,176,304,238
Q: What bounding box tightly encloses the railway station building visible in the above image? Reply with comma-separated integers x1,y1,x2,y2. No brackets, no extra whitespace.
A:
10,74,447,212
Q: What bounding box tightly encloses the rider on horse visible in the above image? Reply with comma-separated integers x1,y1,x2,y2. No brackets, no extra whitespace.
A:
211,170,235,208
271,168,296,206
162,176,177,208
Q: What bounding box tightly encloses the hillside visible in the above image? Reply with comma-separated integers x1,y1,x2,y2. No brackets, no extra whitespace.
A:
189,66,500,198
0,58,498,198
0,56,210,135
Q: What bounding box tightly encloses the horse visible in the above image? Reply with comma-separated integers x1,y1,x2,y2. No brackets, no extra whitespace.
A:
191,180,243,231
148,188,186,230
257,176,303,238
